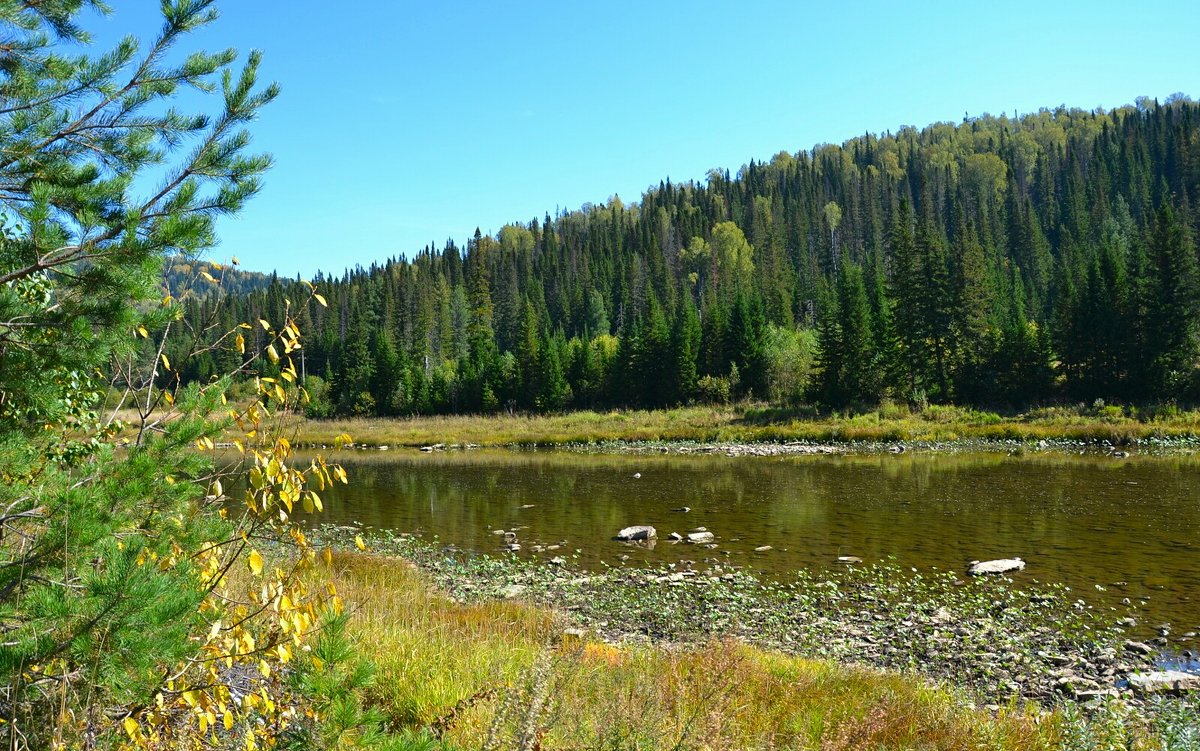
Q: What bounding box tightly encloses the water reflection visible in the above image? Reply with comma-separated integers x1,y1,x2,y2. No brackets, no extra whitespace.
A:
303,449,1200,631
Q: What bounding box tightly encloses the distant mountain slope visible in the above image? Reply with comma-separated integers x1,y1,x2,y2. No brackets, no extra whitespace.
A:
171,96,1200,414
164,258,275,299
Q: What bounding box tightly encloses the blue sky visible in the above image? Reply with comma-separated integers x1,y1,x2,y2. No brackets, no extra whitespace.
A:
92,1,1197,277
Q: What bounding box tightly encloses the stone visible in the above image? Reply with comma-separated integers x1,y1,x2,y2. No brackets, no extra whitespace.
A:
499,583,526,599
549,556,567,565
633,472,642,479
1117,617,1138,628
754,545,773,552
667,532,683,542
674,506,691,513
615,525,656,541
968,558,1025,575
1127,670,1200,695
686,531,715,544
1076,689,1119,702
1123,640,1154,656
688,527,708,533
837,556,863,564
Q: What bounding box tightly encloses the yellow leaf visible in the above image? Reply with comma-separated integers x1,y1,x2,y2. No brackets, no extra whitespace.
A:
259,319,271,331
232,256,240,266
223,710,234,730
314,293,327,307
235,334,245,354
267,344,279,363
200,270,217,283
248,550,263,576
163,391,174,406
123,717,138,737
136,325,148,338
212,479,223,497
322,547,333,566
160,353,171,371
355,535,366,552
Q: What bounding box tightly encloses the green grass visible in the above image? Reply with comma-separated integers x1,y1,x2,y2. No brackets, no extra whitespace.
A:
328,552,1063,751
282,401,1200,449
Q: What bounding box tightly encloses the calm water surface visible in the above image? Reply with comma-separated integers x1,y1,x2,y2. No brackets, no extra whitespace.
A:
305,449,1200,632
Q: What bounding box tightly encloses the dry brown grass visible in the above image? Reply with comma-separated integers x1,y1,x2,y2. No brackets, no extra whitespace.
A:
284,402,1200,450
328,552,1060,750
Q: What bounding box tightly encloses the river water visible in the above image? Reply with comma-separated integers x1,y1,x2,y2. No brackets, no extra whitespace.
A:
302,448,1200,636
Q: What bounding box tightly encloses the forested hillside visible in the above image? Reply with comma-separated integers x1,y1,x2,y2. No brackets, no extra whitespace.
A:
169,97,1200,416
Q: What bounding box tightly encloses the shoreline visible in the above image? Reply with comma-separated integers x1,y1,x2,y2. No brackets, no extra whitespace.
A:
277,405,1200,454
314,525,1185,711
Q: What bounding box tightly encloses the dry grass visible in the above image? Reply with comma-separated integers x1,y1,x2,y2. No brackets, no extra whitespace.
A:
328,552,1060,751
284,402,1200,449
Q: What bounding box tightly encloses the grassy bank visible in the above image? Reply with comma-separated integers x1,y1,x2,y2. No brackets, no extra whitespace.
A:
328,551,1059,750
285,402,1200,449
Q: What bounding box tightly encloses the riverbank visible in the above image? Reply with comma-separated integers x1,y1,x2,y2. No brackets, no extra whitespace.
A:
316,528,1198,749
317,528,1196,708
284,403,1200,450
325,551,1060,750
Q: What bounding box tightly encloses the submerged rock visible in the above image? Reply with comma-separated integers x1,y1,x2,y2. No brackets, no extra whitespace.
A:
615,525,656,541
836,555,863,564
968,558,1025,575
687,531,715,544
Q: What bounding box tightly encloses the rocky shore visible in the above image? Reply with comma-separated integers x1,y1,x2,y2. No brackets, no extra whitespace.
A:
315,525,1191,710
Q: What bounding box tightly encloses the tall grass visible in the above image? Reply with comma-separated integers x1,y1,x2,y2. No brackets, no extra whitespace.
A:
285,401,1200,449
327,552,1059,750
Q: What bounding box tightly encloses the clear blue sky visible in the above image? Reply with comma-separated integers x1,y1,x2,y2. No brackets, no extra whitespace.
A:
93,1,1197,277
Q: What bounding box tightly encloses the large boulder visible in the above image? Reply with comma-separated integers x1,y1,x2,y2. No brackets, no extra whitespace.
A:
615,525,656,541
1127,670,1200,695
968,558,1025,575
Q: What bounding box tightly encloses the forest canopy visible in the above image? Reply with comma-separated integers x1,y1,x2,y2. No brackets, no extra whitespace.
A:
170,97,1200,415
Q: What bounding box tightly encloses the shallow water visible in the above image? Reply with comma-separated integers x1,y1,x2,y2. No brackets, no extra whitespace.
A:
303,448,1200,635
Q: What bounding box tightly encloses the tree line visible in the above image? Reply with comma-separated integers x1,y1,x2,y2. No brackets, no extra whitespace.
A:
168,97,1200,415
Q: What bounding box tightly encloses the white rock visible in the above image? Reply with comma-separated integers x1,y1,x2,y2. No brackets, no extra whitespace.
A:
1127,670,1200,694
968,558,1025,575
615,525,656,541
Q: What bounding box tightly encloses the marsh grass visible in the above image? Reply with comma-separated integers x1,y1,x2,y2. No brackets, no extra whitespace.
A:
284,402,1200,449
327,552,1060,751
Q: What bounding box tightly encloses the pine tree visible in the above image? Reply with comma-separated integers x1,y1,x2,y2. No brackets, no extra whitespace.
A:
0,3,298,746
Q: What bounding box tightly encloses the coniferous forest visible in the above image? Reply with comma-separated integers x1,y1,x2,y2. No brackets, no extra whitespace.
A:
169,97,1200,416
